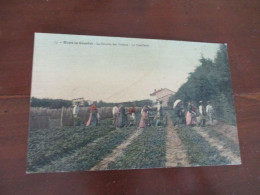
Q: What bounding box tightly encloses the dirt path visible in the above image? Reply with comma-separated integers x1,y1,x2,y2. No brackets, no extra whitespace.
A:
193,126,241,164
213,123,239,144
90,127,144,170
165,112,190,167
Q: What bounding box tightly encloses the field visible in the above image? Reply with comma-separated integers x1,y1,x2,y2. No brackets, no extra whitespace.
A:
27,110,241,173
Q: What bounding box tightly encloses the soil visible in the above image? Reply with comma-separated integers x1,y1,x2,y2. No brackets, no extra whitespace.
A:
212,122,240,144
165,112,190,167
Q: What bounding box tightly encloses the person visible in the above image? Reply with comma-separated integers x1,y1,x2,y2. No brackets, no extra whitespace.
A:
86,102,99,126
198,101,206,126
116,104,128,128
73,103,80,126
155,111,166,127
112,104,118,124
186,101,197,126
206,101,214,126
191,101,198,125
157,101,162,117
139,104,148,128
174,101,185,125
146,103,153,126
128,105,136,126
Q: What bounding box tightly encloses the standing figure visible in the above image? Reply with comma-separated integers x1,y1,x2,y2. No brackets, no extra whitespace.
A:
155,111,166,127
157,101,163,117
128,105,136,126
191,101,198,125
179,102,186,125
147,103,154,126
112,104,118,125
206,101,214,126
116,104,128,128
174,101,185,125
86,102,98,126
186,101,197,126
198,101,206,126
73,103,80,126
139,104,148,128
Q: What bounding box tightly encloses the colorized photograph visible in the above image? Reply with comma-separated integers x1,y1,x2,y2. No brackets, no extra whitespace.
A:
27,33,241,173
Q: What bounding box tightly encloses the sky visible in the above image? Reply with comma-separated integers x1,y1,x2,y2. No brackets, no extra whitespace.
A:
31,33,222,102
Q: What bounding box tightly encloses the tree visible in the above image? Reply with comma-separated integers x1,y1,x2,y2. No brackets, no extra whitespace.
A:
169,45,236,125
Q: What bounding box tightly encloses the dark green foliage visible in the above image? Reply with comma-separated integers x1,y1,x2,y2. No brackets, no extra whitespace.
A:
27,118,115,172
31,97,152,109
69,127,137,171
83,101,89,106
27,115,143,172
31,97,72,109
33,126,137,172
96,99,153,107
108,126,167,169
169,45,236,125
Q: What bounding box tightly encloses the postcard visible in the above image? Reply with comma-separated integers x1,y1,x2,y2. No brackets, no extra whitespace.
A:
27,33,241,173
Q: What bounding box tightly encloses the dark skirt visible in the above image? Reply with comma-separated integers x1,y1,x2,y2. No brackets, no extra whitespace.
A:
86,112,98,126
117,107,128,127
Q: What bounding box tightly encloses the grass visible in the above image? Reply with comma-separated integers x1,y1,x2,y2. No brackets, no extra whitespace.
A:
108,126,167,170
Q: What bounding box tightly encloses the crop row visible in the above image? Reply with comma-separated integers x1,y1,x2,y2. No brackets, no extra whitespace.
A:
27,119,115,172
167,110,230,166
37,126,137,172
108,125,167,170
203,126,240,156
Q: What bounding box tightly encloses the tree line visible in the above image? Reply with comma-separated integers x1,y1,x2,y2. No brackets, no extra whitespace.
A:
30,97,73,109
30,97,152,109
168,45,237,125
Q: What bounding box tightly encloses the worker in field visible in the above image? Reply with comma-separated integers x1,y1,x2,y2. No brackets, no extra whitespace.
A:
198,101,206,126
73,102,80,126
128,104,136,126
157,101,162,117
86,102,99,126
186,101,197,126
155,111,167,127
116,103,128,128
147,102,154,126
112,104,118,125
139,103,149,128
206,101,214,126
174,100,185,126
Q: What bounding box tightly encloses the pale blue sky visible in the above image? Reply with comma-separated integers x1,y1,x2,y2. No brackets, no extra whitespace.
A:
31,33,222,102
